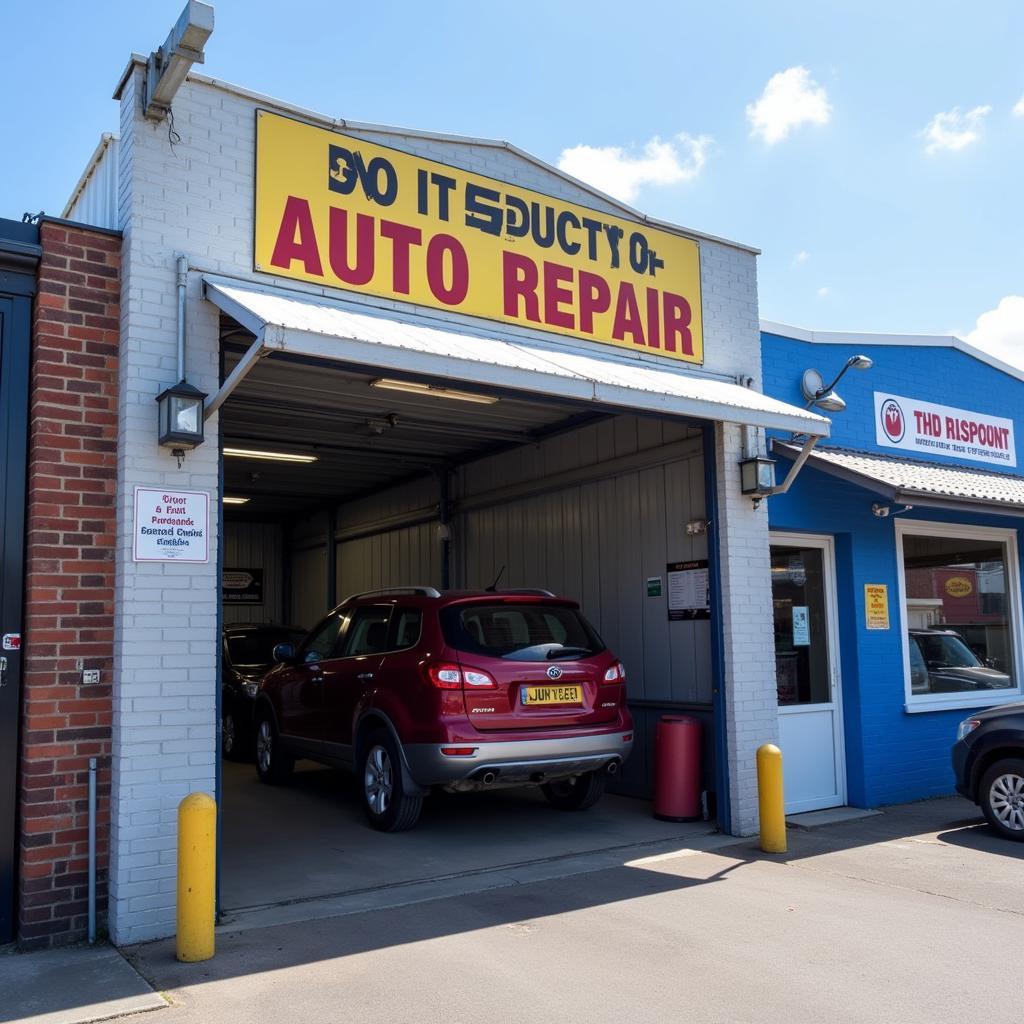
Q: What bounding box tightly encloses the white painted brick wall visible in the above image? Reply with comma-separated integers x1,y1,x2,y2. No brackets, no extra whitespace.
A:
714,422,779,836
107,68,774,940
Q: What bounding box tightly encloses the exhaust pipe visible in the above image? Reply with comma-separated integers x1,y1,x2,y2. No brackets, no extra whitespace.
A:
606,760,619,776
481,771,496,785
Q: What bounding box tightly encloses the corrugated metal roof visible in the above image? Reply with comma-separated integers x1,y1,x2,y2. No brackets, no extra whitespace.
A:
204,277,829,437
773,442,1024,514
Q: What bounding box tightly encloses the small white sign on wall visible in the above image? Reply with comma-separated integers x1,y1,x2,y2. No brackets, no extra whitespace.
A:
874,392,1016,468
792,605,810,646
133,487,210,562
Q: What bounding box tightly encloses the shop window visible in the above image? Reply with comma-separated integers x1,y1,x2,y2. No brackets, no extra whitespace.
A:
897,522,1022,707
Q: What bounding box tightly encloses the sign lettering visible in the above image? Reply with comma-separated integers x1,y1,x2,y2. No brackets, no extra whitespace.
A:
874,392,1016,467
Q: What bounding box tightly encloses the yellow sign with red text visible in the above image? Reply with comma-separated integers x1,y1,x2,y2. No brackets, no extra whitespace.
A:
865,584,890,630
254,111,703,363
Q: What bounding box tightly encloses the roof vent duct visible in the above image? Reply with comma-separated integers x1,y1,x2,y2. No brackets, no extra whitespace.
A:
143,0,214,121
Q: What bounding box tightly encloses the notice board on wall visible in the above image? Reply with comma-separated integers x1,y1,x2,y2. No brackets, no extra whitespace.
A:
666,560,710,620
132,487,210,563
865,584,890,630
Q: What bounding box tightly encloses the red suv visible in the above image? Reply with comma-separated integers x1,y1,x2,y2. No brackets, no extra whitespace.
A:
254,587,634,831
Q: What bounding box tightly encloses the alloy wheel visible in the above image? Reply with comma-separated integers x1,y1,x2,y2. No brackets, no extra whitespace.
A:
364,744,393,816
990,771,1024,832
223,713,236,756
256,719,273,774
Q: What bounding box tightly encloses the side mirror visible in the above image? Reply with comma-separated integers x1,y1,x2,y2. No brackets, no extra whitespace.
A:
272,642,295,663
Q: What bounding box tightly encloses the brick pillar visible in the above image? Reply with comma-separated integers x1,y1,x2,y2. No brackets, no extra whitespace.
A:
18,221,120,948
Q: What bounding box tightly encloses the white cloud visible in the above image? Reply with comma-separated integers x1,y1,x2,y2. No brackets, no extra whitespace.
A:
965,296,1024,369
1014,95,1024,118
793,250,810,266
746,66,832,145
920,105,991,154
557,133,711,203
817,286,830,298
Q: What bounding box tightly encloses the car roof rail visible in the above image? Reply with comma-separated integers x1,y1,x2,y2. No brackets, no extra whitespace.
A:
345,586,442,602
498,588,557,597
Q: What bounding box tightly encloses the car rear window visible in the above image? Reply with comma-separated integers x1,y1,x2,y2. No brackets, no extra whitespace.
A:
441,602,606,661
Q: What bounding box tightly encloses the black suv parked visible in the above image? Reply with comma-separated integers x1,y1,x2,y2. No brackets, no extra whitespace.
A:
952,701,1024,842
222,623,305,759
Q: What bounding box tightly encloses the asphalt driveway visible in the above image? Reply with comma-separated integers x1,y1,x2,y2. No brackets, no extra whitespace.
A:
109,795,1022,1024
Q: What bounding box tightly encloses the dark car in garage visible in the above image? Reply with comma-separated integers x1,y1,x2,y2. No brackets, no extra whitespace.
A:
253,587,634,831
952,701,1024,841
222,623,306,759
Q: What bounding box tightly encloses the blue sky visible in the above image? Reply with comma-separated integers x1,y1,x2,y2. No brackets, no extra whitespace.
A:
2,0,1022,364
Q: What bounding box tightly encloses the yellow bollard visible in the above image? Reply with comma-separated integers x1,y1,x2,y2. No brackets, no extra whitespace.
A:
756,744,787,854
176,792,216,962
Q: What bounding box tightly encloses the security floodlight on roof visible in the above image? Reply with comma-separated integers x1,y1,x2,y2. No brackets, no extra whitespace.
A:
143,0,215,122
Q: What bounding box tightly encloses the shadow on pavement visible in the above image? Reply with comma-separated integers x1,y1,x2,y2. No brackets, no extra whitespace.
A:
128,856,747,994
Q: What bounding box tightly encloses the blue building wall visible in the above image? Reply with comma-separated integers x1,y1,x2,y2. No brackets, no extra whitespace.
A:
762,331,1024,807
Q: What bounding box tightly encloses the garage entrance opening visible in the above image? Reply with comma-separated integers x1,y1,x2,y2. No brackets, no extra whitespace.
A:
213,300,721,915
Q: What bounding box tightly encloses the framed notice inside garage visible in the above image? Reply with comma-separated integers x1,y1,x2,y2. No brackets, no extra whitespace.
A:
666,560,710,620
223,569,264,605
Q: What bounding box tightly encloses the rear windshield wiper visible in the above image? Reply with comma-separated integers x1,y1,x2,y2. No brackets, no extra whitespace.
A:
546,646,592,660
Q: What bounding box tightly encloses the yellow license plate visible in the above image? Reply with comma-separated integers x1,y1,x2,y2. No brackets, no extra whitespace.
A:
521,684,583,706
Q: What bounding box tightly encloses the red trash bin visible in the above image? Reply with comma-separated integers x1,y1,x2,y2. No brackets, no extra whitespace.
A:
653,715,703,821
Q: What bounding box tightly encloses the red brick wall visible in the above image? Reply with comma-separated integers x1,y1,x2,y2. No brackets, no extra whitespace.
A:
18,221,120,948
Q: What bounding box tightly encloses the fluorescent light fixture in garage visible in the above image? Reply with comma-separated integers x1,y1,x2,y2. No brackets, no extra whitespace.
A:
222,496,250,505
370,378,499,405
223,447,318,463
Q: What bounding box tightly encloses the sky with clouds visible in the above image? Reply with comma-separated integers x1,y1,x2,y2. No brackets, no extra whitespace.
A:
2,0,1022,368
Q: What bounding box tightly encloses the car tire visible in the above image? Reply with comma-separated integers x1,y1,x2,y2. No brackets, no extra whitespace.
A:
542,769,606,811
979,757,1024,842
359,729,423,832
222,710,247,762
254,712,293,785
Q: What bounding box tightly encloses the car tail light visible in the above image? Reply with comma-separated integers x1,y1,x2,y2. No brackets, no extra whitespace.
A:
603,661,626,683
425,663,463,689
462,667,497,689
424,663,497,690
441,746,478,756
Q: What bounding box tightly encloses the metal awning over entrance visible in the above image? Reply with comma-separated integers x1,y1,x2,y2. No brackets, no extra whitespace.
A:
203,277,830,437
773,441,1024,516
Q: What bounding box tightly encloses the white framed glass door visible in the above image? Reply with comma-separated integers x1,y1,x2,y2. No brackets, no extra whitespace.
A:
770,533,847,813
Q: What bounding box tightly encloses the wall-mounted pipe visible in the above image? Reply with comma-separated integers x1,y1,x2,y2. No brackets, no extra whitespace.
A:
88,757,97,943
176,254,188,382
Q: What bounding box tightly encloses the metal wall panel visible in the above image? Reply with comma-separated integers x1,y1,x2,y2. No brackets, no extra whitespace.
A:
336,522,441,599
289,545,327,628
222,522,284,625
63,136,119,231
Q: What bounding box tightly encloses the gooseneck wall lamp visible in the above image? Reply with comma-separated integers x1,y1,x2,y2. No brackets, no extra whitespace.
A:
800,353,873,412
739,352,874,507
